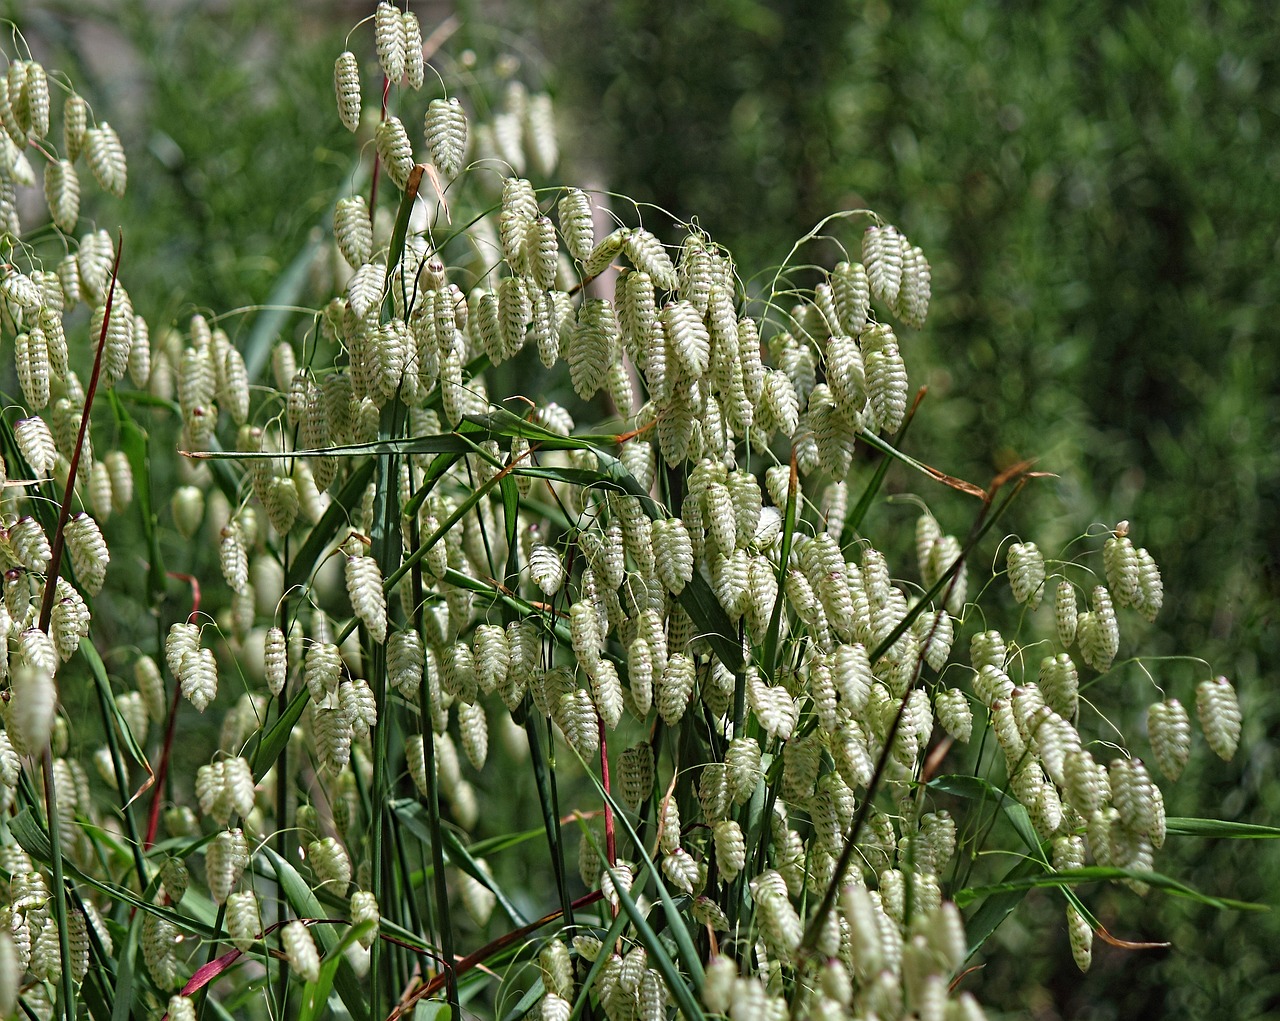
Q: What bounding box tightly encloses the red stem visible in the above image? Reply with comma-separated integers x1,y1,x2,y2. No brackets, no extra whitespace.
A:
144,572,202,849
38,233,123,632
387,891,604,1021
598,718,617,868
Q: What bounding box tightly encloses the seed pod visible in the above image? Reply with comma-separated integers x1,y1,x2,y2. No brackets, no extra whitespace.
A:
7,659,56,756
934,687,972,743
440,641,476,705
568,600,603,671
497,274,531,359
1063,748,1109,816
219,526,249,594
1053,580,1078,648
568,298,618,400
305,642,342,701
894,243,932,327
1103,534,1141,608
345,547,388,643
529,940,571,1005
1038,653,1079,720
142,912,182,990
1147,698,1191,781
387,629,424,698
308,836,353,889
657,652,695,725
24,62,49,139
588,658,623,730
85,122,127,197
372,4,406,82
830,260,870,336
15,329,50,410
523,92,558,176
342,678,378,738
39,307,68,382
557,186,594,262
350,889,380,948
1007,541,1046,609
1078,586,1119,671
579,226,627,280
180,647,218,713
63,92,89,161
334,51,362,132
0,63,25,144
424,97,468,178
50,588,89,660
166,620,200,684
9,517,51,573
469,624,508,696
262,626,287,696
613,743,653,809
527,215,559,291
94,287,136,389
1196,676,1241,761
862,324,908,433
1067,903,1093,972
625,229,676,290
334,195,372,268
43,158,79,232
77,228,114,303
374,116,414,192
651,518,694,595
863,223,903,306
282,920,321,983
226,890,262,951
14,416,55,475
133,654,166,724
66,513,109,595
402,10,425,88
446,690,484,763
105,449,133,513
313,702,353,773
206,827,250,904
554,687,599,755
714,819,747,881
970,630,1006,672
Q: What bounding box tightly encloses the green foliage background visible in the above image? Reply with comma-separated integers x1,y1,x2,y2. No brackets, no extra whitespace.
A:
15,0,1278,1016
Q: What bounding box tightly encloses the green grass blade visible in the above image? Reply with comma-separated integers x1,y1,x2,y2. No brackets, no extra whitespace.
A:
241,234,329,382
391,800,529,927
962,857,1040,960
263,845,370,1021
582,758,706,995
928,774,1043,856
955,866,1268,913
284,459,376,593
251,687,309,784
602,861,707,1021
1165,817,1280,839
297,920,376,1021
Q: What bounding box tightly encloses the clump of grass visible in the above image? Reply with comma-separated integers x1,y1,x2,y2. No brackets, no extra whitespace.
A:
0,8,1264,1021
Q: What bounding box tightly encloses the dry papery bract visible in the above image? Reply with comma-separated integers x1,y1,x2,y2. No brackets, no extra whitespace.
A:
0,12,1244,1021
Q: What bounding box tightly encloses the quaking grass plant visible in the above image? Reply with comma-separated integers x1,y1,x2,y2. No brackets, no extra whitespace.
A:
0,6,1260,1020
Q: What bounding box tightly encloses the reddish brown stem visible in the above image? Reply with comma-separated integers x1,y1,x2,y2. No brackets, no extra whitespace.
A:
144,679,183,851
38,232,123,632
144,572,202,849
387,891,604,1021
599,718,617,868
